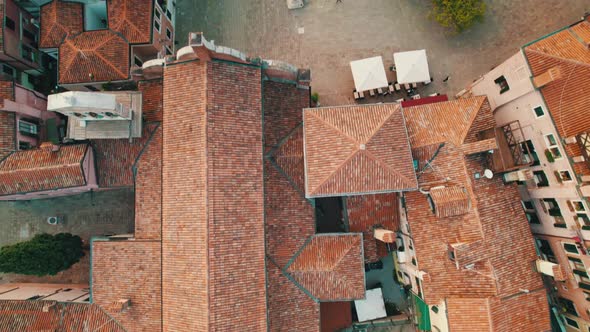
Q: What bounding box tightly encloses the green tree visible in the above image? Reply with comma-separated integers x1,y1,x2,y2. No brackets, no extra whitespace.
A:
431,0,486,33
0,233,84,276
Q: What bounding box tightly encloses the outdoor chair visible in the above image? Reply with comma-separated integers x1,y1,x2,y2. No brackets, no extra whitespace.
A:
358,90,365,99
369,89,376,97
394,82,402,91
377,87,384,95
411,82,418,89
388,84,395,93
404,83,411,90
353,90,360,100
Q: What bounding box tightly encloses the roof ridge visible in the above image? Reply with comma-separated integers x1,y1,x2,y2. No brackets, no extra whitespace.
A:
0,162,81,174
361,149,415,189
526,47,590,68
92,39,129,79
456,96,486,145
362,106,397,144
305,109,361,144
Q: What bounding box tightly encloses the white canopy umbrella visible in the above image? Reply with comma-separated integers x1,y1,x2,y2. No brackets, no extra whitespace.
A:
393,50,430,84
350,56,388,92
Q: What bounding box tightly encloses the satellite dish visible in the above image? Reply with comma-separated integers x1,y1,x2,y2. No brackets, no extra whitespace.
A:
483,169,494,179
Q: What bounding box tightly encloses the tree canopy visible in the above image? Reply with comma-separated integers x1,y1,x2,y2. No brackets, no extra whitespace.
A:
0,233,84,276
431,0,486,33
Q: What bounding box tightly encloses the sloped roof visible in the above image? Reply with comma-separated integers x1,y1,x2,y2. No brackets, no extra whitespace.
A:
403,96,486,148
524,19,590,176
286,234,365,301
303,103,417,198
92,240,161,331
59,30,129,84
39,0,83,48
108,0,153,44
0,144,88,195
0,300,125,331
346,193,400,262
429,186,470,218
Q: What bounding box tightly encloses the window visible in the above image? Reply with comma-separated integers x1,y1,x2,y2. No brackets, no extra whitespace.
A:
448,247,456,261
23,29,35,41
5,17,15,31
165,45,173,55
2,65,14,77
18,120,38,136
155,8,161,20
572,201,587,212
533,171,549,187
494,75,510,94
18,141,32,150
522,140,540,166
21,44,34,62
544,198,562,216
431,306,439,313
557,170,573,182
166,9,172,20
569,256,585,270
577,214,590,230
134,56,143,67
526,212,540,224
564,316,579,329
522,200,535,210
559,297,578,317
166,28,172,40
537,239,557,263
544,134,563,160
533,105,545,118
154,20,161,32
564,242,580,255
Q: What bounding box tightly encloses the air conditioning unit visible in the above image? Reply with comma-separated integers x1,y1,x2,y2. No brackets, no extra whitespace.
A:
47,216,61,225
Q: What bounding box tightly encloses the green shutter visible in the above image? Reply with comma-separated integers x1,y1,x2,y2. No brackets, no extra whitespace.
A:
413,294,431,331
578,282,590,291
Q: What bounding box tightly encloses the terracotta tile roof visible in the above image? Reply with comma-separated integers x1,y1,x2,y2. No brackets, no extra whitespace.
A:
0,111,15,160
345,193,400,262
59,30,129,84
108,0,153,44
263,80,309,153
286,234,365,301
162,60,267,331
92,240,161,332
402,97,549,330
303,104,417,197
266,258,320,332
271,125,306,192
404,96,487,148
488,290,551,332
39,0,83,48
138,79,164,122
92,123,159,187
0,300,125,331
524,20,590,176
429,186,470,218
133,125,162,240
0,144,89,196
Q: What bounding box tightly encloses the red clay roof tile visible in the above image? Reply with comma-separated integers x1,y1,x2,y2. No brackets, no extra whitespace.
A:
59,30,129,84
303,104,417,197
92,240,161,332
0,300,126,331
108,0,153,44
286,234,365,301
0,144,88,195
39,0,83,49
524,20,590,176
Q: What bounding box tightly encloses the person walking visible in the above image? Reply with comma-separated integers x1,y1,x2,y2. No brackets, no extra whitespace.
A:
442,76,450,83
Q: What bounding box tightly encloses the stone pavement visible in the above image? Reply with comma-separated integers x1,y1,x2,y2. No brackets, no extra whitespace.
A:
176,0,588,105
0,189,134,284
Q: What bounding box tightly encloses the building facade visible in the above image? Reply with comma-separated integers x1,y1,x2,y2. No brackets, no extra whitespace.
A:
465,14,590,332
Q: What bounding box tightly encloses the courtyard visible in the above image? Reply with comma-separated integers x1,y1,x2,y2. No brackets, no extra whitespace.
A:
176,0,588,105
0,189,134,284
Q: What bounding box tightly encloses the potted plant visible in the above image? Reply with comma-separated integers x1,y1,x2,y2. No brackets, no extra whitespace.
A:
311,92,320,107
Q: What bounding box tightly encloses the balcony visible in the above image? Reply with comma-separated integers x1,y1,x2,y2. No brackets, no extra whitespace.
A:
478,120,532,173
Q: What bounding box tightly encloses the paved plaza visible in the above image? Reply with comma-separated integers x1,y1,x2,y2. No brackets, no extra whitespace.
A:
176,0,588,105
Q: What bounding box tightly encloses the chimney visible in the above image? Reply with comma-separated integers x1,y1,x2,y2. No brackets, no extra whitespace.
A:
111,298,131,313
373,228,395,243
42,302,57,312
39,142,60,152
533,66,562,88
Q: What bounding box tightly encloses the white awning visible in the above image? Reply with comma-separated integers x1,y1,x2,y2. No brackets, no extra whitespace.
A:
354,288,387,322
394,50,430,84
350,56,388,92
